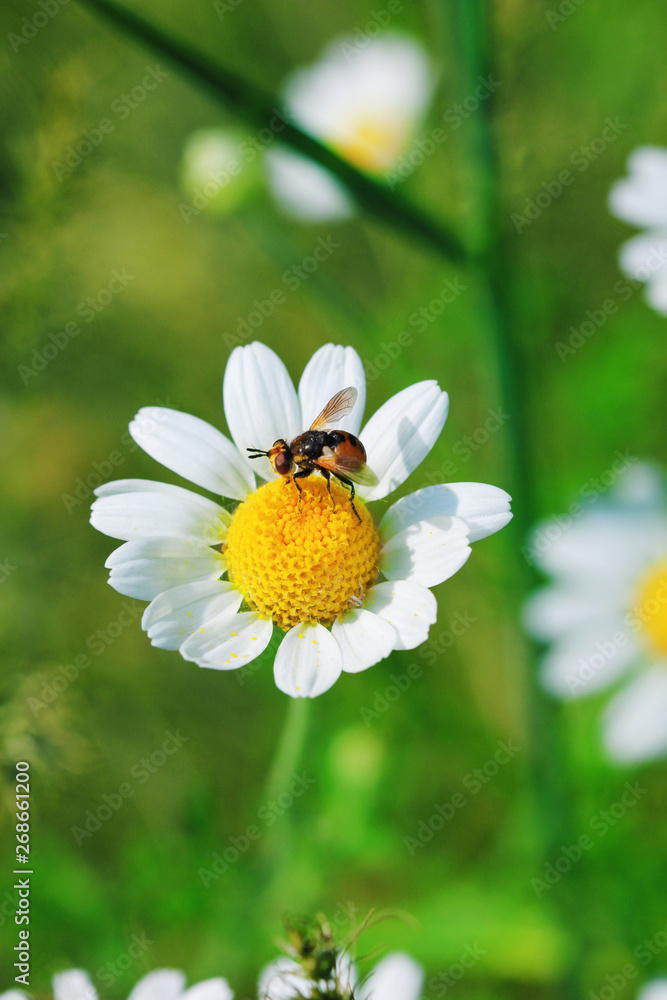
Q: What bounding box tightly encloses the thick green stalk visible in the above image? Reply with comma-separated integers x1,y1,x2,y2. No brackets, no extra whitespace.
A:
451,1,582,996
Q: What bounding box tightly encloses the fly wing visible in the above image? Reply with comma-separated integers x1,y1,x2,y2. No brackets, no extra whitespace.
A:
309,387,358,431
316,449,379,487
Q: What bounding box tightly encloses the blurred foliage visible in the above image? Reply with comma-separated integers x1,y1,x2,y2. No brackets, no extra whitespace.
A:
0,0,666,998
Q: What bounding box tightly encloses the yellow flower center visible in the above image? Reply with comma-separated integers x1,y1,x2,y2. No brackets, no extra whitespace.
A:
635,564,667,656
334,118,408,173
225,476,381,631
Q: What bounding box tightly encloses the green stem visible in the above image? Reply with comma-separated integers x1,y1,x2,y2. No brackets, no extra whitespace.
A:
76,0,469,265
255,698,311,907
262,697,311,806
451,1,581,995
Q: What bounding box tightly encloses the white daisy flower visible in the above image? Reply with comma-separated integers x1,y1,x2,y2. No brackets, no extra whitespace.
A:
609,146,667,314
91,342,512,699
266,35,433,222
524,461,667,763
1,969,233,1000
258,950,423,1000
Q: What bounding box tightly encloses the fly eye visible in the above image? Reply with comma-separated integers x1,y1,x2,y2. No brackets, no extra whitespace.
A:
274,451,292,476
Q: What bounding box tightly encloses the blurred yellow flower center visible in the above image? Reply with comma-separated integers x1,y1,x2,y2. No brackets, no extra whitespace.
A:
635,565,667,655
334,119,407,173
225,476,381,631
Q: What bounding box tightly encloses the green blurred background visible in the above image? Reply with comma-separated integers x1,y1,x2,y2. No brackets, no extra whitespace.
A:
1,0,666,996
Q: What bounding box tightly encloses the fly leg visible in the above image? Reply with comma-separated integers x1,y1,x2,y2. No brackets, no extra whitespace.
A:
332,473,361,523
320,468,336,510
292,467,312,513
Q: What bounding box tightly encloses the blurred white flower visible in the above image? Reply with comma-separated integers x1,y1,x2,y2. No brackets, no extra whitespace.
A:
639,980,667,1000
90,342,511,699
524,461,667,763
609,146,667,314
1,969,233,1000
258,951,423,1000
179,128,263,220
266,35,433,221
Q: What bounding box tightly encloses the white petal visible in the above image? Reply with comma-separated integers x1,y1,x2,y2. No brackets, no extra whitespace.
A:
298,344,366,434
332,608,396,673
258,958,310,999
127,971,186,1000
358,382,449,501
360,953,424,1000
53,971,98,1000
539,623,640,700
363,580,437,650
609,146,667,227
645,269,667,315
380,516,471,588
284,36,432,153
528,508,667,585
617,229,667,285
0,993,29,1000
380,482,512,544
523,587,620,642
603,666,667,763
105,537,225,601
129,406,254,500
180,611,273,670
91,482,230,544
638,980,667,1000
265,147,353,222
142,580,243,650
182,980,234,1000
223,342,302,482
274,622,343,697
613,460,667,507
95,477,180,497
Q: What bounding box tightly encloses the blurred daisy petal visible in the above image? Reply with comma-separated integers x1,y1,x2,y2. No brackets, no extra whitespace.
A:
523,587,623,641
638,981,667,1000
360,953,424,1000
609,146,667,227
127,972,187,1000
603,667,667,763
265,148,353,222
182,979,234,1000
258,958,310,999
540,624,640,700
53,972,98,1000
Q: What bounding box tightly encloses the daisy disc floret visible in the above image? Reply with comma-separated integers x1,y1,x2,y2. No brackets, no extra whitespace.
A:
91,342,512,698
226,476,381,631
